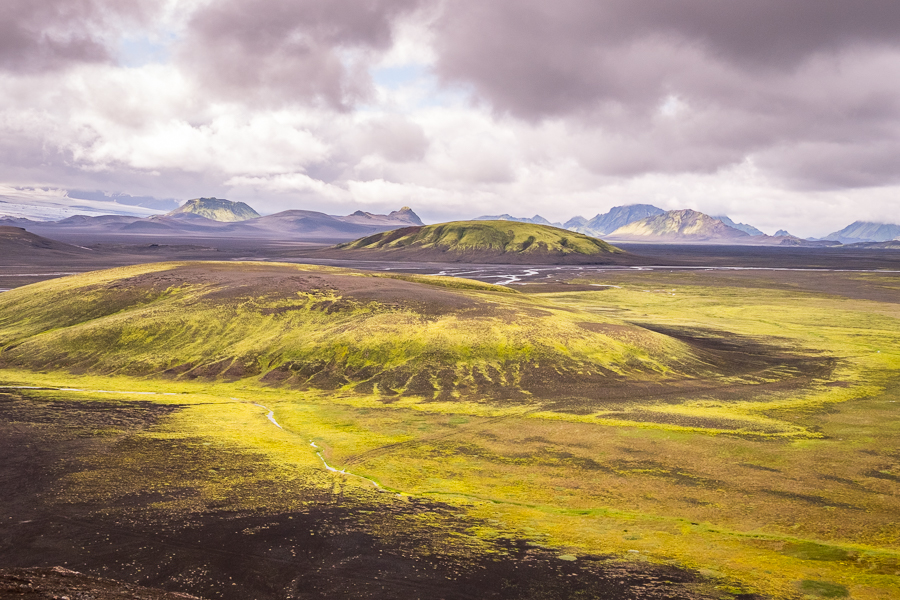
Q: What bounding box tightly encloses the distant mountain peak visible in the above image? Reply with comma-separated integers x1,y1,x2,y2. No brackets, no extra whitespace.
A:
565,204,665,237
472,214,561,227
824,220,900,243
168,197,260,222
607,209,750,241
388,206,424,225
713,215,765,236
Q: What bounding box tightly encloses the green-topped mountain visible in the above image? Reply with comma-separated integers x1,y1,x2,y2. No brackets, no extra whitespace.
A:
167,197,260,222
331,220,626,264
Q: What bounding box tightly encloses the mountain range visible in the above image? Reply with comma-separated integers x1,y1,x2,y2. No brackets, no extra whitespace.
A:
824,221,900,244
0,199,424,242
2,195,898,246
476,204,898,245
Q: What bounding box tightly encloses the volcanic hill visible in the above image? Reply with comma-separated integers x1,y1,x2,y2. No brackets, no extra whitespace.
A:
330,220,626,264
167,197,261,222
0,261,726,403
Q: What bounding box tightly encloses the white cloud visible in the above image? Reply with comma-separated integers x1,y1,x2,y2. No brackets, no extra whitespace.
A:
2,1,900,236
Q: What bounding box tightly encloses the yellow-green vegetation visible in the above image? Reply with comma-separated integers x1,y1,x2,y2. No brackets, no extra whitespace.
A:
166,197,260,221
2,263,899,599
337,220,622,256
0,261,704,400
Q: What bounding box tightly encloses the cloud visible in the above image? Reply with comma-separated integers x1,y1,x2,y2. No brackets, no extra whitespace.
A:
0,0,154,72
430,1,900,188
176,0,424,109
2,0,900,234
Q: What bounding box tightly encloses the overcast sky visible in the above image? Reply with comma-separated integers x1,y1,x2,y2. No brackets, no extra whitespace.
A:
2,0,899,236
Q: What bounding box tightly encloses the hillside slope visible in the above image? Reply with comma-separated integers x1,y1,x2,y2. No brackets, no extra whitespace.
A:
332,220,625,264
0,261,705,402
0,226,93,265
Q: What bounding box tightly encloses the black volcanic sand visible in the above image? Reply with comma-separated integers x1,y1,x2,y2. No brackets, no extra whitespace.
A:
0,566,201,599
0,390,754,600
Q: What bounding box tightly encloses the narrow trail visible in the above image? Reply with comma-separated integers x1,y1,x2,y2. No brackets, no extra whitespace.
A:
243,398,384,490
1,383,528,498
1,384,384,489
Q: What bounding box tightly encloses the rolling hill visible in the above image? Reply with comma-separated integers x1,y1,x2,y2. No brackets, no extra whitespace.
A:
331,220,625,263
0,226,93,265
167,197,260,222
0,261,704,402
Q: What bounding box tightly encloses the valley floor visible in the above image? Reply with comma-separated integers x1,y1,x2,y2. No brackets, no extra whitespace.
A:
1,250,899,599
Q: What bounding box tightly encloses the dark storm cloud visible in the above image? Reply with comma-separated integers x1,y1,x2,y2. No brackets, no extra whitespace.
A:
0,0,151,72
432,0,900,118
177,0,423,109
429,1,900,187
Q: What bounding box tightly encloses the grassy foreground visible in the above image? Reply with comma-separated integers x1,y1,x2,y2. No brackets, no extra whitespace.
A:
1,262,899,598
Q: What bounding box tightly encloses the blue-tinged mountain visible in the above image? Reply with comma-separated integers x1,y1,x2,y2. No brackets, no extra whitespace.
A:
712,215,765,236
565,204,665,237
473,214,562,227
5,204,425,242
824,221,900,244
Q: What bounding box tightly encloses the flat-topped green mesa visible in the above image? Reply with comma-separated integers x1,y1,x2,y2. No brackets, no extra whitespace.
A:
336,220,622,256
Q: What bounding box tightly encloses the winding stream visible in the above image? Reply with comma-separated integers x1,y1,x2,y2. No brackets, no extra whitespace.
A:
425,264,900,286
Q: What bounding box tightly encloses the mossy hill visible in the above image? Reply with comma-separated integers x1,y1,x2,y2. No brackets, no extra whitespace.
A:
0,261,708,404
333,220,624,264
167,197,260,222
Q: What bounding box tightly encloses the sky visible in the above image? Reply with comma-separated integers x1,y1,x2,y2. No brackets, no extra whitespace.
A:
2,0,900,237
